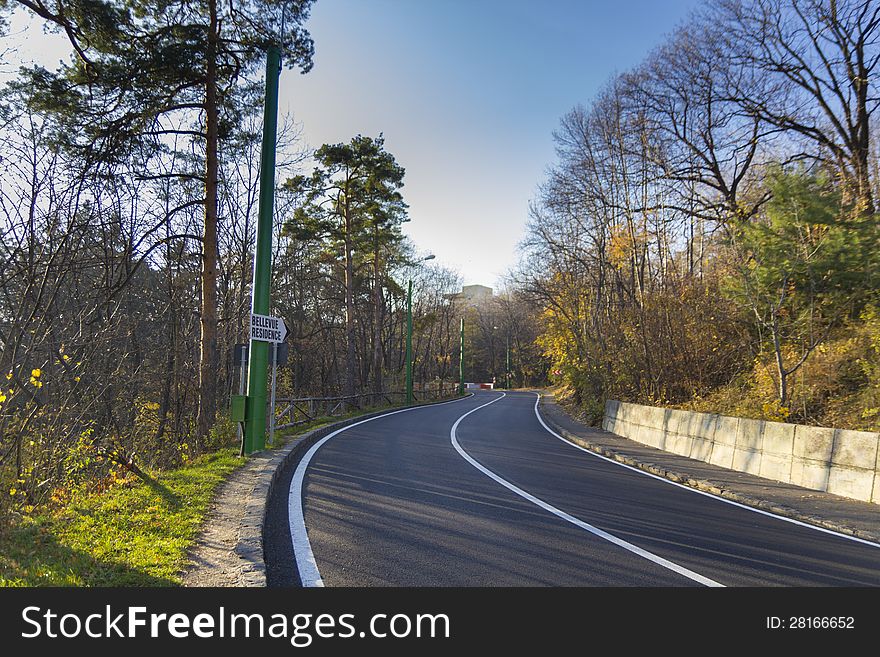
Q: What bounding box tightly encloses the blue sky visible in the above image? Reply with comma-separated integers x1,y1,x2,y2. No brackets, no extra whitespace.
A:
3,0,703,288
280,0,703,288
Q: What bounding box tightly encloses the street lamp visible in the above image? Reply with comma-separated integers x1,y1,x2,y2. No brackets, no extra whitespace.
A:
493,325,511,390
406,254,435,404
458,317,465,395
506,333,510,390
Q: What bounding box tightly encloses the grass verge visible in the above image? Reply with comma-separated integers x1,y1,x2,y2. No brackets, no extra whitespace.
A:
0,396,459,587
0,448,245,587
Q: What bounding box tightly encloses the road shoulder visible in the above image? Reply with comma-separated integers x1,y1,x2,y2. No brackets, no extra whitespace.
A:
182,395,471,587
538,393,880,544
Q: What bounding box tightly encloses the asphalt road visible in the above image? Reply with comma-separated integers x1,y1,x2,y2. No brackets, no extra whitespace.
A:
282,391,880,586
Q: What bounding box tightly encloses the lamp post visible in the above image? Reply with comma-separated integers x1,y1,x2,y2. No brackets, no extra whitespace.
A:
242,44,280,455
459,317,465,395
493,325,511,389
406,254,435,404
506,334,510,390
492,326,510,390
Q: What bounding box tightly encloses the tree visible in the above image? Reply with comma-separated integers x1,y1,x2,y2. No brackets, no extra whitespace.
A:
521,69,753,409
625,19,771,229
727,166,870,407
11,0,316,439
283,135,407,397
716,0,880,216
364,171,408,394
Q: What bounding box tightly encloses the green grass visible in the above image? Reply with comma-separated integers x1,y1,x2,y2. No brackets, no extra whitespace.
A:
0,396,458,587
0,448,245,587
273,406,387,442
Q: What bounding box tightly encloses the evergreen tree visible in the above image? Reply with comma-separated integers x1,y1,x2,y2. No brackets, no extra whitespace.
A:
11,0,316,438
729,166,876,407
283,134,407,396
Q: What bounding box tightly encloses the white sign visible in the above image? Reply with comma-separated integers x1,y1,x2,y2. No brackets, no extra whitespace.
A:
250,312,289,343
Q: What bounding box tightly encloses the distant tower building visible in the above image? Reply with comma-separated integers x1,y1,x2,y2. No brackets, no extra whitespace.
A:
448,284,493,306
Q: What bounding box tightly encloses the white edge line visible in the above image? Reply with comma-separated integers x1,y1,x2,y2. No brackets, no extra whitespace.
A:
289,393,475,587
450,392,724,587
532,393,880,549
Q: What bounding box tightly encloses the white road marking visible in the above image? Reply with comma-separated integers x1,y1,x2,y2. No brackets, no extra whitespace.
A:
450,393,724,587
289,394,474,587
532,393,880,549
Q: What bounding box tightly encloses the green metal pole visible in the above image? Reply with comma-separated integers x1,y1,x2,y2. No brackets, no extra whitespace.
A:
506,335,510,390
405,279,413,404
243,44,281,455
458,317,465,395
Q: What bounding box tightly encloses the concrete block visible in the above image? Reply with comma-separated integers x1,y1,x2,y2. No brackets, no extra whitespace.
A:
598,404,878,505
675,411,695,437
759,452,792,483
762,421,795,456
636,425,664,449
629,420,645,440
665,409,688,435
622,403,641,425
733,447,762,476
667,432,693,457
645,405,665,427
793,426,834,461
604,399,620,419
658,408,673,432
789,458,804,488
690,437,714,461
626,420,643,440
630,403,648,425
735,418,765,451
831,429,879,469
713,415,739,446
827,466,875,502
709,443,735,469
680,410,699,435
648,406,680,427
615,419,634,439
689,413,718,441
620,419,638,440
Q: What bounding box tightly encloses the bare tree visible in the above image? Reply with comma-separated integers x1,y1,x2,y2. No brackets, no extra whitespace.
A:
716,0,880,215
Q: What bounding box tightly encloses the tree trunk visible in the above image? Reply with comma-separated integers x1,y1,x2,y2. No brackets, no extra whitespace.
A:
372,228,383,393
196,0,220,440
772,315,788,409
155,252,176,443
344,193,356,398
853,51,874,216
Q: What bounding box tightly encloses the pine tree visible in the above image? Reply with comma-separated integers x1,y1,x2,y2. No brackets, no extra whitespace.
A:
729,165,876,407
12,0,316,439
283,135,407,397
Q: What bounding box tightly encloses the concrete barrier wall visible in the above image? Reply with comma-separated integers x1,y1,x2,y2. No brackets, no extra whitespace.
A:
603,400,880,505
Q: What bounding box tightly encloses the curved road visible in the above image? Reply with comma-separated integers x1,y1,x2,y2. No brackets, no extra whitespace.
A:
283,391,880,586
